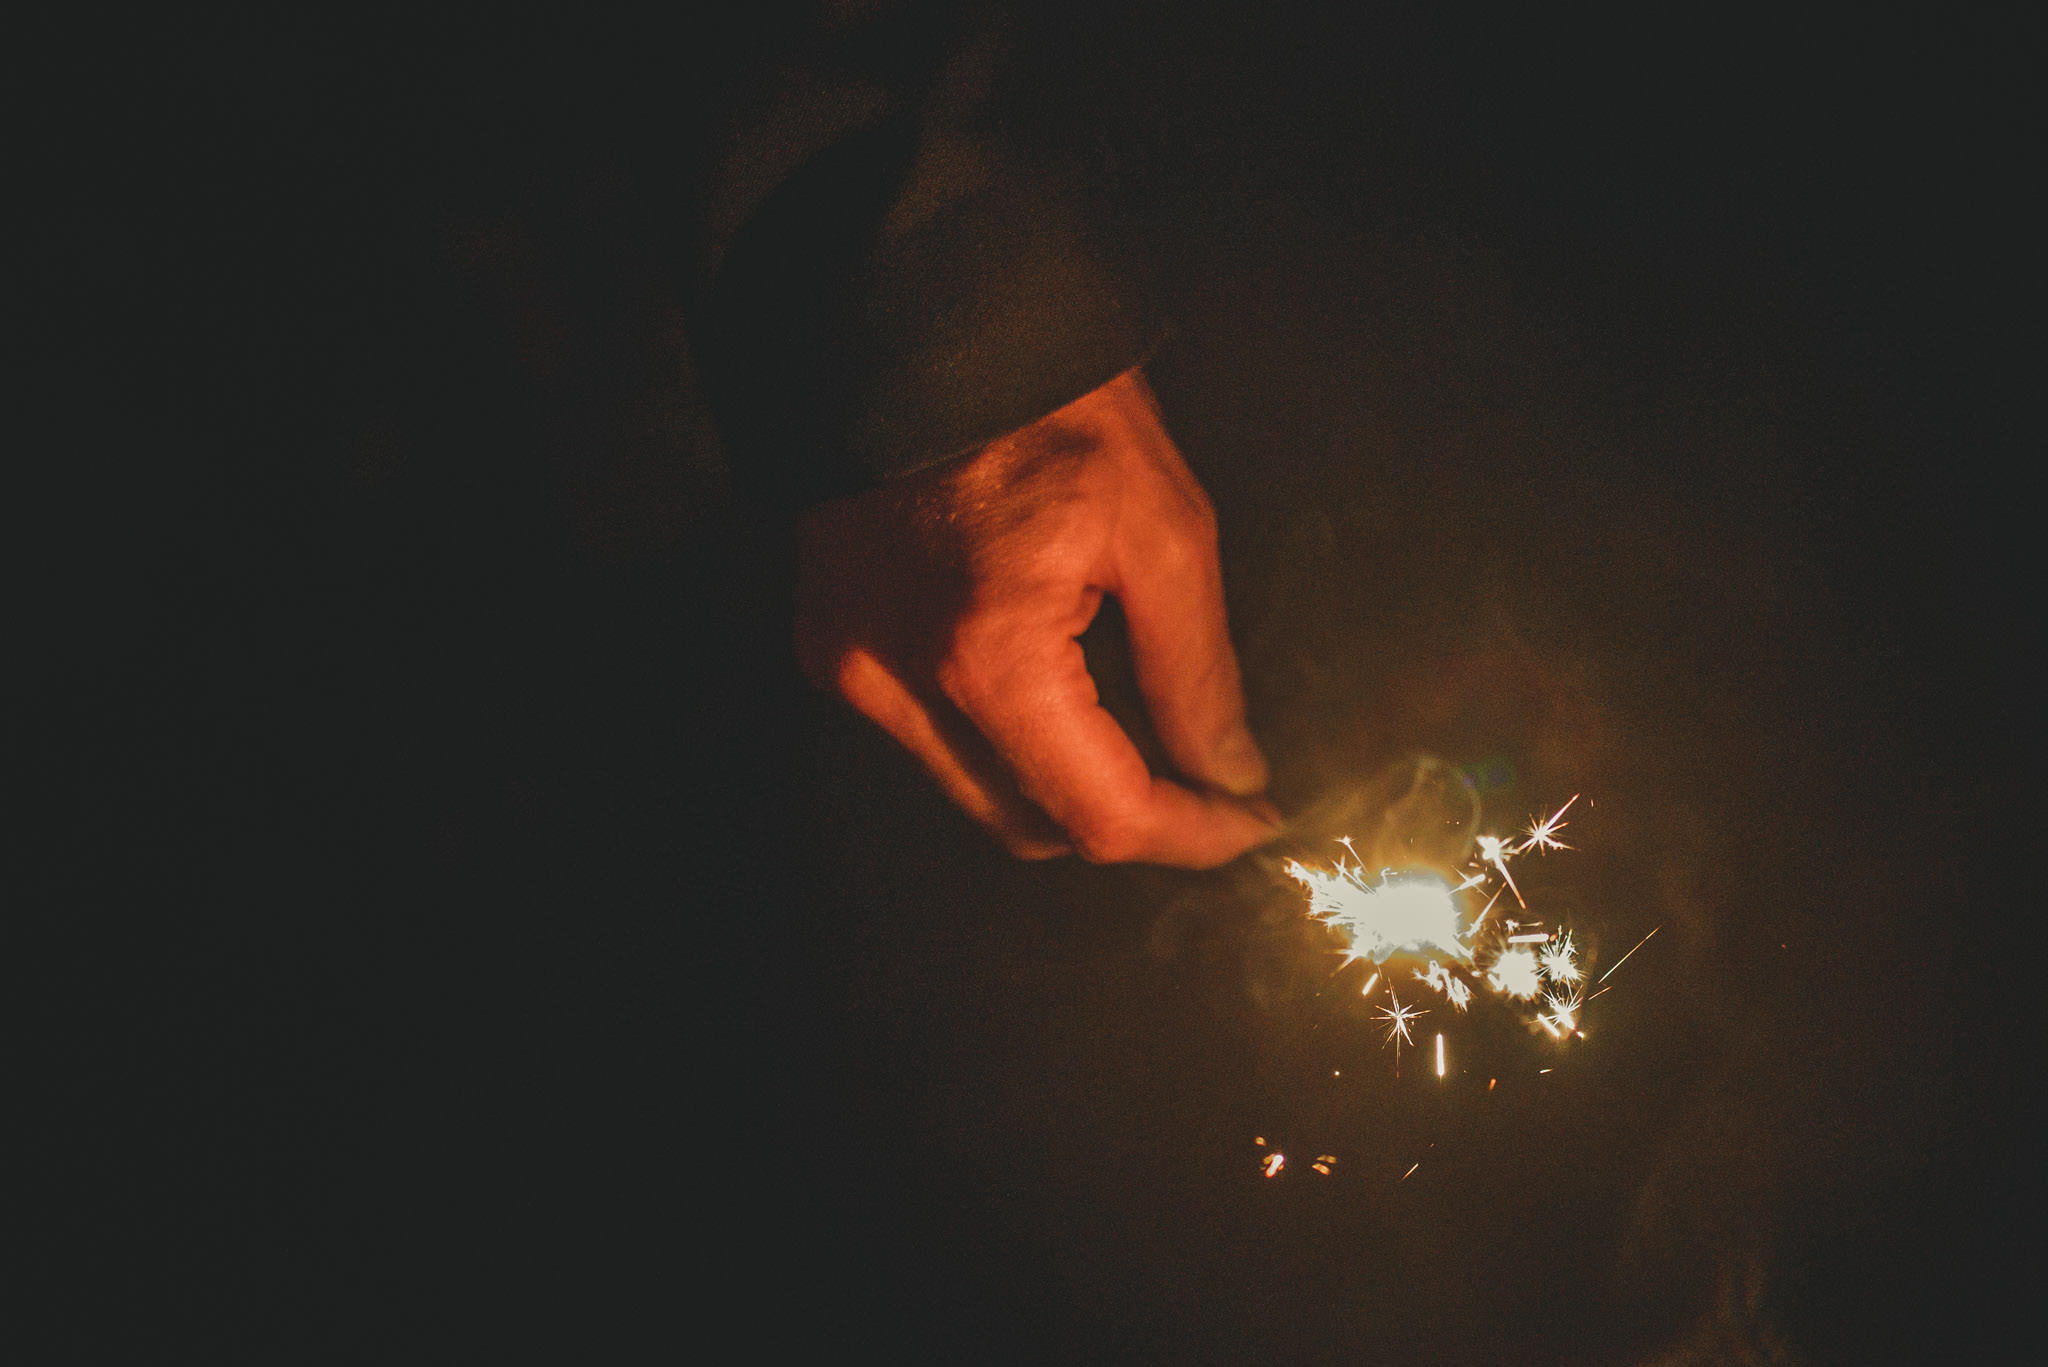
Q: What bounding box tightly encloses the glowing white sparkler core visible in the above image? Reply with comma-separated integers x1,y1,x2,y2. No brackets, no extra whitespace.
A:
1285,863,1470,965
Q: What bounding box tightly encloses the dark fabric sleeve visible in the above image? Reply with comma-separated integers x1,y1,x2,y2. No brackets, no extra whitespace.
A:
693,12,1163,508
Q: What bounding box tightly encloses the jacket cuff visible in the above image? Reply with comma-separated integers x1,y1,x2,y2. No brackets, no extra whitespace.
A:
701,125,1161,508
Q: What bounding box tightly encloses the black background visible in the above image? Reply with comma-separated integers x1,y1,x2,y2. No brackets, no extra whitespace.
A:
12,5,2035,1360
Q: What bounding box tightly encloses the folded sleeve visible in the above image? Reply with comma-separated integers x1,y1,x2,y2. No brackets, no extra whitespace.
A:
693,13,1162,507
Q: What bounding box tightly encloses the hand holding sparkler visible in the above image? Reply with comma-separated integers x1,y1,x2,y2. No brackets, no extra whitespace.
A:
796,369,1280,867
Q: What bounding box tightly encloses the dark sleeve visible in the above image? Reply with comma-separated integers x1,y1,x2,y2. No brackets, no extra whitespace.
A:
691,6,1163,508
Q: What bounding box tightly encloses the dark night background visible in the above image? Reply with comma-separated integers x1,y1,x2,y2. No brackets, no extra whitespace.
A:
11,6,2036,1360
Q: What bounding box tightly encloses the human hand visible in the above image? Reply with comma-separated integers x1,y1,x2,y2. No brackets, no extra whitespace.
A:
796,369,1278,867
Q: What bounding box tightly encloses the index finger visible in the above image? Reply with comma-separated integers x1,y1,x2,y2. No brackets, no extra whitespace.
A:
938,626,1278,868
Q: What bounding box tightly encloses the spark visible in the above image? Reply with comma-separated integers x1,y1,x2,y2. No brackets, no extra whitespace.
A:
1374,987,1426,1052
1435,1032,1446,1078
1597,925,1660,984
1464,885,1503,940
1539,930,1581,984
1506,932,1551,944
1361,971,1380,998
1417,959,1473,1011
1539,986,1583,1037
1311,1161,1331,1175
1400,1162,1420,1182
1263,1152,1285,1178
1517,794,1578,855
1487,947,1543,1000
1476,833,1526,908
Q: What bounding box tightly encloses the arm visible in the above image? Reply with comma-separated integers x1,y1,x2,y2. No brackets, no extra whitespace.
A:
698,7,1274,865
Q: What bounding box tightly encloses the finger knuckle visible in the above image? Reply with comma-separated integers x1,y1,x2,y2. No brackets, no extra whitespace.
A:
933,616,1010,710
931,644,986,712
1068,808,1151,865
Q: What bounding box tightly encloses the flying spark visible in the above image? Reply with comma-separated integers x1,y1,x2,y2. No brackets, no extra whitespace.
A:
1375,987,1426,1052
1539,987,1583,1037
1539,930,1581,984
1417,959,1473,1011
1476,833,1526,908
1518,794,1578,854
1597,925,1661,984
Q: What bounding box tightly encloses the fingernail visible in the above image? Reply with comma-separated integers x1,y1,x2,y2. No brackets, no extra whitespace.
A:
1212,726,1270,797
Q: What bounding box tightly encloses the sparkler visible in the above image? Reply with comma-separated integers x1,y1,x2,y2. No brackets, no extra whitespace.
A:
1259,788,1653,1182
1284,790,1624,1074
